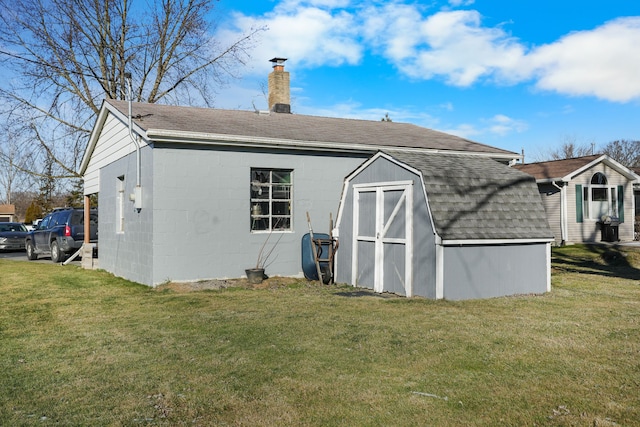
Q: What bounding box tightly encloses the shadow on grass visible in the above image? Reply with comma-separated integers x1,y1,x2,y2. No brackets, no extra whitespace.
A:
552,244,640,281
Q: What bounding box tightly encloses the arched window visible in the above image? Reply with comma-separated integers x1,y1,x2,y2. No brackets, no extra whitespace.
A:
591,172,607,185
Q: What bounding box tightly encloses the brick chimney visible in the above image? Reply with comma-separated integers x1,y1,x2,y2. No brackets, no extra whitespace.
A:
268,58,290,113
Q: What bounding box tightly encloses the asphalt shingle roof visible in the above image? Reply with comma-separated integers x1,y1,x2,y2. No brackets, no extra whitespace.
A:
384,151,554,241
105,99,516,155
513,155,602,180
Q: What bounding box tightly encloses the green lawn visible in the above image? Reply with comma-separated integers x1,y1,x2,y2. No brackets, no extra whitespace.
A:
1,245,639,426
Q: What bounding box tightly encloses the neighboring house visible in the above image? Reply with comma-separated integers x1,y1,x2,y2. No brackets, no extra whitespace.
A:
80,59,551,298
0,204,16,222
335,151,554,300
515,155,640,244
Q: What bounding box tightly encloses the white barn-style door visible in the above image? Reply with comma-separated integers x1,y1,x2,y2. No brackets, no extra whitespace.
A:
352,181,413,296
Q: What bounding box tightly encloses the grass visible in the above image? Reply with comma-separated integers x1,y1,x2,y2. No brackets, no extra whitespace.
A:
1,244,639,426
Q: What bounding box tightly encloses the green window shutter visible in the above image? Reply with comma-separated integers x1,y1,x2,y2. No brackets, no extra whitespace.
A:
575,184,583,223
617,185,624,222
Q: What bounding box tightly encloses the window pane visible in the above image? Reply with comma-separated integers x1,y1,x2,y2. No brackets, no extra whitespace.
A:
583,187,589,218
592,188,607,201
251,184,270,199
251,202,270,216
272,201,290,215
272,217,290,230
272,184,291,199
272,171,291,183
251,218,269,231
611,189,617,216
252,170,269,183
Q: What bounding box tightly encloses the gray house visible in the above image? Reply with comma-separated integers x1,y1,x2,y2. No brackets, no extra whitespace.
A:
334,151,554,300
79,60,551,296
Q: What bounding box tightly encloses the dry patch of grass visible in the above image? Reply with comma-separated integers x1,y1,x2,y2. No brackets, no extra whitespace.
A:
1,245,639,426
156,276,304,292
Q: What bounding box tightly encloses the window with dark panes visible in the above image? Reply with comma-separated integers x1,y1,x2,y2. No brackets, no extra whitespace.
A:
582,172,619,219
250,168,292,232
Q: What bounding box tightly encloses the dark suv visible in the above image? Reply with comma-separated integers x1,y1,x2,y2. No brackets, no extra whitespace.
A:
26,208,98,263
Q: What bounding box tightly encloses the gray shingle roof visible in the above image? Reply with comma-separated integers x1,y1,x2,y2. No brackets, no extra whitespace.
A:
105,99,516,156
384,151,554,241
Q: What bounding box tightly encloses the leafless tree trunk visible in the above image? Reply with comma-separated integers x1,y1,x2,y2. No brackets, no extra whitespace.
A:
0,0,263,183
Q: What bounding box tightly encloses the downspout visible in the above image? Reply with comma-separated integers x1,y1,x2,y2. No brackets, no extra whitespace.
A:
125,72,142,210
552,181,566,245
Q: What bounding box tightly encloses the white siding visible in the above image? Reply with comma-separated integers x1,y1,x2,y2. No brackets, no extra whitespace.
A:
83,114,148,195
538,184,562,244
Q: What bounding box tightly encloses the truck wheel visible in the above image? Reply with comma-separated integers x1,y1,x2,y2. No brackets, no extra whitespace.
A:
51,240,67,263
26,241,38,260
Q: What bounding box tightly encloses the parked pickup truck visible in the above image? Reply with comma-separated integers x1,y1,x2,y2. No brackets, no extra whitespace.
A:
25,208,98,263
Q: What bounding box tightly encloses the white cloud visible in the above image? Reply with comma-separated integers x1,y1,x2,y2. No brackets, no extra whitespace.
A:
484,114,528,136
440,123,481,139
418,11,525,86
362,8,525,86
294,101,438,125
525,17,640,102
217,2,640,106
217,2,361,76
439,114,527,139
360,3,425,60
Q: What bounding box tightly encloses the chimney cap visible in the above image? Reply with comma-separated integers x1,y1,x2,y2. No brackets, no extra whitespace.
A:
269,57,288,67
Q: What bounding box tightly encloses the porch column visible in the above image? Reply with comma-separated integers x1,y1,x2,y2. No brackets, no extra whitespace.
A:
84,195,91,244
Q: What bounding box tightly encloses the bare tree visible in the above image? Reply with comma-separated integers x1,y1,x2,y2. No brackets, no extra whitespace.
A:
0,0,264,182
602,139,640,168
532,135,595,162
548,139,595,160
0,121,36,204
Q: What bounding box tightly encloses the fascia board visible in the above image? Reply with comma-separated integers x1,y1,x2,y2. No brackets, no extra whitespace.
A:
79,103,110,175
442,238,555,245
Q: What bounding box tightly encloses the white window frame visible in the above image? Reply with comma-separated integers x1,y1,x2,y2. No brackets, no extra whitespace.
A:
250,168,293,232
582,173,618,220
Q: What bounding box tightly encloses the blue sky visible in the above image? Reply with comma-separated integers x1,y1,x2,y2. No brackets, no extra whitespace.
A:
212,0,640,160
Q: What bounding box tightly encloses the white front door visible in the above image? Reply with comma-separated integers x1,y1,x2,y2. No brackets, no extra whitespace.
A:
352,181,413,296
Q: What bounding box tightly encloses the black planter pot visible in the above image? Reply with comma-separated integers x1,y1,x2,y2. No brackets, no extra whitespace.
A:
245,268,266,284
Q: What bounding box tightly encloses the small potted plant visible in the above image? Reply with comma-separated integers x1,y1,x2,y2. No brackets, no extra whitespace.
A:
245,231,283,284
